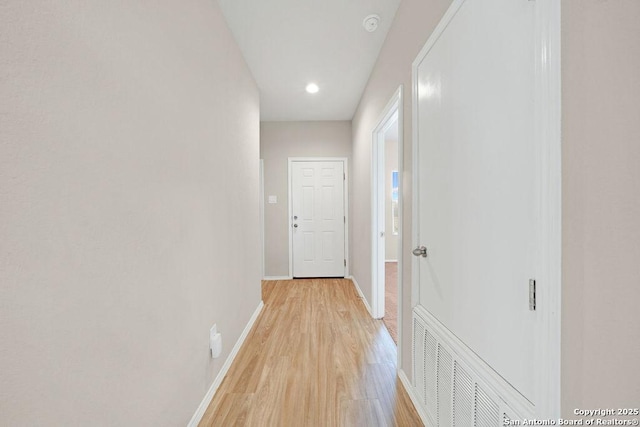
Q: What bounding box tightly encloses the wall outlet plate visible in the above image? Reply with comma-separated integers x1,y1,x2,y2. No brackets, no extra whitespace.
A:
210,324,222,358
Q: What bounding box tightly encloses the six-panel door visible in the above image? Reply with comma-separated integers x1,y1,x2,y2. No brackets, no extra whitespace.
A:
291,161,345,278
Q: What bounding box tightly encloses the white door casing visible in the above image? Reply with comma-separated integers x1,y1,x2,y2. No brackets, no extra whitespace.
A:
371,86,405,369
290,159,346,278
372,87,403,322
411,0,561,419
260,159,265,279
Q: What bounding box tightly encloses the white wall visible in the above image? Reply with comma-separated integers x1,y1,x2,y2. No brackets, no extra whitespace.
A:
351,0,453,376
260,121,352,277
0,1,261,425
561,0,640,413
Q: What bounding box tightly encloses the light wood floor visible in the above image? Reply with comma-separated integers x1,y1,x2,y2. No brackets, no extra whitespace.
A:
384,262,398,344
199,278,423,427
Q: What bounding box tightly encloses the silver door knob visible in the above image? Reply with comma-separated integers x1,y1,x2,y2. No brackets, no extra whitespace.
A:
412,246,427,257
293,224,298,228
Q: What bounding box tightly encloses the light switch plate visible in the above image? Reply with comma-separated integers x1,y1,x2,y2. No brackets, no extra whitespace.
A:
268,195,277,204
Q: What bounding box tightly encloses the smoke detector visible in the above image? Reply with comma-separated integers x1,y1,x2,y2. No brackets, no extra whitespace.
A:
362,14,380,32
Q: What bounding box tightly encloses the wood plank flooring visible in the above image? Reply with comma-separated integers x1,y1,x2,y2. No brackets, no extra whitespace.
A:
384,262,398,344
199,278,423,427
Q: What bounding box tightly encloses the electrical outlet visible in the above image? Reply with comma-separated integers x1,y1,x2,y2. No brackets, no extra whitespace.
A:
210,324,222,358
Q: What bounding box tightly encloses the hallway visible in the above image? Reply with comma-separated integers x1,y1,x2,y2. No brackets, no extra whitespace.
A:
2,1,639,424
199,279,421,426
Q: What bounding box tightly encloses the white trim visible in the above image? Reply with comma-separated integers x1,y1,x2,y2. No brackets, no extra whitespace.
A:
410,0,467,322
344,163,350,278
188,300,264,427
410,48,420,317
287,157,349,279
533,0,562,419
398,368,432,427
371,86,404,369
410,0,561,418
259,159,265,280
384,259,398,263
371,105,390,319
396,87,405,372
346,275,373,318
262,275,293,281
371,87,403,322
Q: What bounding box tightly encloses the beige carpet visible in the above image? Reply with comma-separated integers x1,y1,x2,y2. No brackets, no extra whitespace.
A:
383,261,398,344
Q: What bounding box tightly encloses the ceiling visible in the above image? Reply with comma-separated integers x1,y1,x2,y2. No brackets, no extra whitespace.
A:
217,0,401,122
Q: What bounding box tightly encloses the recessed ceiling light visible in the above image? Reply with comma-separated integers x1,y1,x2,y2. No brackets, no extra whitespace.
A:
305,83,319,94
363,14,380,32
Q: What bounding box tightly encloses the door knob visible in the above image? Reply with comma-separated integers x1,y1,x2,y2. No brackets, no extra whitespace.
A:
293,215,298,220
412,246,427,257
293,224,298,228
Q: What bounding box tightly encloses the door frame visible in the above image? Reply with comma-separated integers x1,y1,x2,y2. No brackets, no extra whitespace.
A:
371,86,404,358
259,159,265,279
410,0,561,418
287,157,349,279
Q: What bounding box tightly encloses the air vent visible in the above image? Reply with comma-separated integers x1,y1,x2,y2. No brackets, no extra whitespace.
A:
413,318,426,403
425,331,438,416
437,345,453,426
412,308,534,426
474,385,500,426
453,362,474,426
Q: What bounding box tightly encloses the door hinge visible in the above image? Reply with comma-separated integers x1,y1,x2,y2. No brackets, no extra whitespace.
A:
344,259,346,267
529,279,536,311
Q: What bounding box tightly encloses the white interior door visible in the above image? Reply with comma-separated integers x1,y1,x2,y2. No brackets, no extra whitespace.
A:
415,0,537,403
291,161,345,278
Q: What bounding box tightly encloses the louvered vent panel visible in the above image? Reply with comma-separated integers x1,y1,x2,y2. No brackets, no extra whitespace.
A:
453,361,474,426
413,318,426,403
437,345,453,426
474,384,500,427
424,330,438,418
412,309,530,426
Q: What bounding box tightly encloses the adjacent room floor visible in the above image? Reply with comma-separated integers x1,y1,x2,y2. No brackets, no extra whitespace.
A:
383,262,398,345
200,278,422,426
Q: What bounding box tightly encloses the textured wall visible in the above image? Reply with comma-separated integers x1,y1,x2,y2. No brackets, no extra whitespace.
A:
350,0,453,376
260,121,352,277
561,0,640,414
0,1,261,425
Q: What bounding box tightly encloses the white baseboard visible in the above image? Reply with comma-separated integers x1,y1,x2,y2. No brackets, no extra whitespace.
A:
188,300,264,427
398,368,432,427
385,259,398,263
346,275,373,318
262,275,292,280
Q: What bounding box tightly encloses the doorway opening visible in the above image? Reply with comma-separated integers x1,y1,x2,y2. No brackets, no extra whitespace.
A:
371,87,403,351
